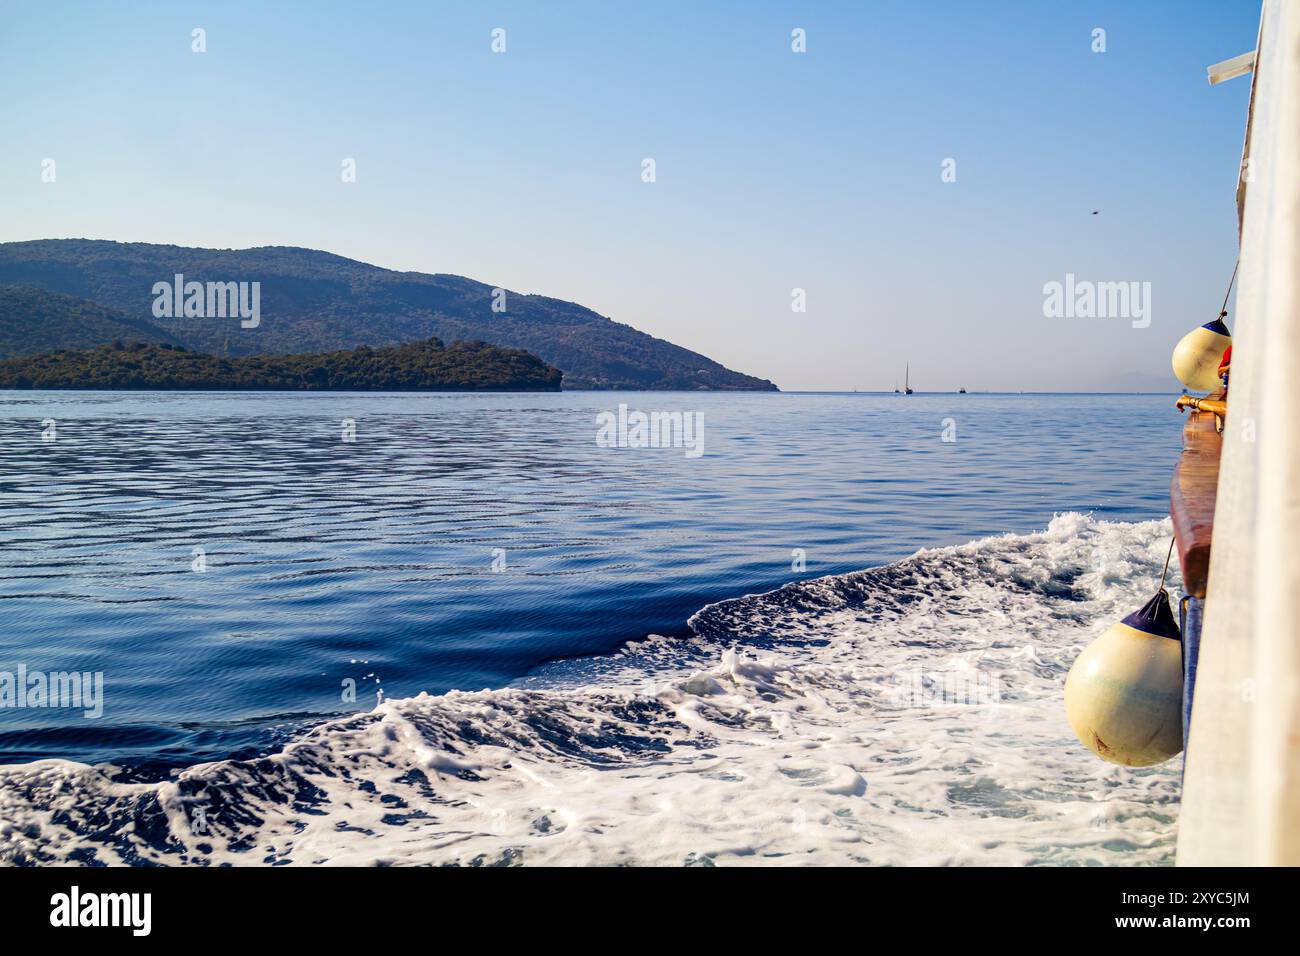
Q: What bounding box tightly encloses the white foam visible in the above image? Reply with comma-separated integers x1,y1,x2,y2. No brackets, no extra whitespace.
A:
0,513,1182,866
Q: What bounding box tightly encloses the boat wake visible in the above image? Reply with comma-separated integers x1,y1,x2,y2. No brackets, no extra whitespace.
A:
0,513,1181,866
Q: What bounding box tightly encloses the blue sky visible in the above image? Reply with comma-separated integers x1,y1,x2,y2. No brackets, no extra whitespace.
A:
0,1,1260,390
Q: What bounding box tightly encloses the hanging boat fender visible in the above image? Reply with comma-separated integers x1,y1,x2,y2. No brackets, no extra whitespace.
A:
1172,315,1232,391
1064,590,1184,767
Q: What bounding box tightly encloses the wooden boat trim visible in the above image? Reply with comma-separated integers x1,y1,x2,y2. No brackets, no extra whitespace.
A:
1170,390,1224,598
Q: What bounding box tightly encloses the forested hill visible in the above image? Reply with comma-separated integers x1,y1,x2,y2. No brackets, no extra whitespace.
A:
0,240,778,390
0,337,563,392
0,284,182,357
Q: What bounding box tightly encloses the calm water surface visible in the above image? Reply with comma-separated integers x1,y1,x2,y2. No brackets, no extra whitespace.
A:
0,391,1180,767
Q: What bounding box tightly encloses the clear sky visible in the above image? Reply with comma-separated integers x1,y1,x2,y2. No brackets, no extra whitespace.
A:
0,1,1261,391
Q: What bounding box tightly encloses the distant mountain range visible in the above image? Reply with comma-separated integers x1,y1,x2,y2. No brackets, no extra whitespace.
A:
0,239,778,390
0,337,562,392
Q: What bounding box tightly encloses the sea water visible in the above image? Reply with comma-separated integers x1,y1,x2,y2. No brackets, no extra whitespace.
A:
0,391,1184,865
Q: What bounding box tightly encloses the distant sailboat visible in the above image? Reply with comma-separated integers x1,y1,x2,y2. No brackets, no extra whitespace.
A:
905,363,913,395
893,378,900,394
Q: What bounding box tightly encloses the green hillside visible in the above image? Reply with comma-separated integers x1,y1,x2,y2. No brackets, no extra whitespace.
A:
0,284,181,357
0,337,563,392
0,240,778,390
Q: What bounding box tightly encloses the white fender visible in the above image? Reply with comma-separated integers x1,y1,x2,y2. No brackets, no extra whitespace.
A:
1172,317,1232,391
1064,592,1184,767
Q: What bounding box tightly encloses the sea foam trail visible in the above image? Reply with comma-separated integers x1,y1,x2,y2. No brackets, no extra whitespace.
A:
0,513,1181,866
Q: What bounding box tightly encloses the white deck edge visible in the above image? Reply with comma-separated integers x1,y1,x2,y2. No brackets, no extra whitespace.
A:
1177,0,1300,866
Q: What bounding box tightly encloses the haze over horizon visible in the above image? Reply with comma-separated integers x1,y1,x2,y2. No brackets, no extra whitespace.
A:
0,1,1258,391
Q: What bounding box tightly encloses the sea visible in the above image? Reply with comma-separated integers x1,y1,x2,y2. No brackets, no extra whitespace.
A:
0,390,1185,865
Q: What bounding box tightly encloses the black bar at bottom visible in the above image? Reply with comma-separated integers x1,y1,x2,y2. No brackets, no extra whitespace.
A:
0,864,1278,942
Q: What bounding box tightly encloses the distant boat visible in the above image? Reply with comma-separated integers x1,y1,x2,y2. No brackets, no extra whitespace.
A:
905,363,913,395
893,378,900,394
959,388,966,394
